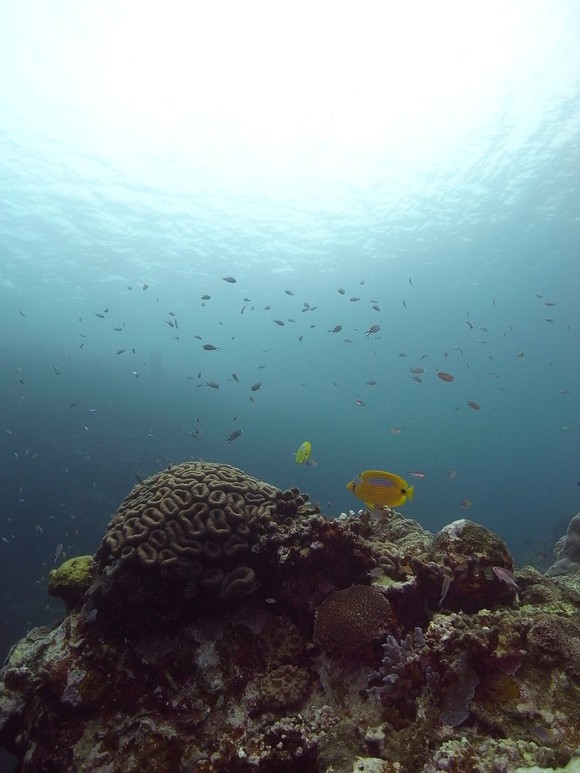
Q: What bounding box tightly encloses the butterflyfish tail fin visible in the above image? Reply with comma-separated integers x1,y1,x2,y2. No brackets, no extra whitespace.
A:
406,485,415,502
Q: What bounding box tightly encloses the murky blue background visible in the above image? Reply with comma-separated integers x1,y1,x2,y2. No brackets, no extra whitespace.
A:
1,1,579,676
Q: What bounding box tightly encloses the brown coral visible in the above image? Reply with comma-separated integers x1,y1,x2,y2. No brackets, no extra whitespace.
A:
254,664,312,712
527,615,580,679
313,584,398,651
260,617,305,670
88,462,285,619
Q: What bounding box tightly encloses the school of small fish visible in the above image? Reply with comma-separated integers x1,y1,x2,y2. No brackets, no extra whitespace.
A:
4,271,574,572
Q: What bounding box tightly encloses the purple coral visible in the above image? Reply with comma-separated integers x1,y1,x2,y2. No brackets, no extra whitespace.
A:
368,627,480,727
438,652,479,727
367,627,427,708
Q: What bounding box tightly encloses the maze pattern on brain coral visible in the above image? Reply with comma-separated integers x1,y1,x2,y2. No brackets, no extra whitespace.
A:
94,462,280,599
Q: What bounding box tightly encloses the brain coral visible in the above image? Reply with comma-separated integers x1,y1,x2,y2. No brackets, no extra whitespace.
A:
313,584,399,651
88,462,288,616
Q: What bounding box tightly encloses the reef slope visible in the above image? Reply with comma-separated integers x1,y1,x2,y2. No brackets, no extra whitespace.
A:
1,463,579,772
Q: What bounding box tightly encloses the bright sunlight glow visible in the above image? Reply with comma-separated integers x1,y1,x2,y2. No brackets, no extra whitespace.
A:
1,0,577,194
94,1,524,151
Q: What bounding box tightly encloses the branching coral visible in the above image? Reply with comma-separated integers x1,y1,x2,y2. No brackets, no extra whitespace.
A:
368,624,481,728
367,627,428,708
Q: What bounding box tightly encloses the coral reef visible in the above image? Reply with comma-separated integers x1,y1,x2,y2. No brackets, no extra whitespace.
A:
428,518,516,613
313,584,399,650
86,462,321,630
48,555,96,612
547,512,580,577
1,462,579,772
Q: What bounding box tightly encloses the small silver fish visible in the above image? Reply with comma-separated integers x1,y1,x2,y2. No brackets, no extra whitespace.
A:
226,429,243,444
439,572,454,607
492,566,519,590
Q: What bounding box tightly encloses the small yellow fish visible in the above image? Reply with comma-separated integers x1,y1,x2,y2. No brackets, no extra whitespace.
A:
346,469,414,508
295,441,312,465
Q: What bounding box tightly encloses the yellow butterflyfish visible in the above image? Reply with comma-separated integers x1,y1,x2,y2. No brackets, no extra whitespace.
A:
346,469,414,508
295,441,312,465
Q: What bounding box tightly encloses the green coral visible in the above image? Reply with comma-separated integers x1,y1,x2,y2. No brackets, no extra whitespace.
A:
48,555,96,611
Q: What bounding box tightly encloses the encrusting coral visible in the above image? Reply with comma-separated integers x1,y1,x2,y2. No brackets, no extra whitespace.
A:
253,664,312,712
1,462,579,772
48,555,96,612
527,614,580,678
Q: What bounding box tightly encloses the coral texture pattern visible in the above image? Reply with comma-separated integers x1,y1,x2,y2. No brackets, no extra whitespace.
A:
1,465,579,772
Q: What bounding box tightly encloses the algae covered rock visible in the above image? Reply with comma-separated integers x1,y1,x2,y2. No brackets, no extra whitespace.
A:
429,518,515,612
48,555,96,612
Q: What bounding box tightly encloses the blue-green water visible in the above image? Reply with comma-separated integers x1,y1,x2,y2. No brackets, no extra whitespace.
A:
0,1,579,669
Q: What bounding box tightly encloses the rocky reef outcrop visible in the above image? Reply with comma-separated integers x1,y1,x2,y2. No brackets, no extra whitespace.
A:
1,464,579,772
547,513,580,579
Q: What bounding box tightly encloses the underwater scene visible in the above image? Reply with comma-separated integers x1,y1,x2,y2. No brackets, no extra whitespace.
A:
0,1,579,771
